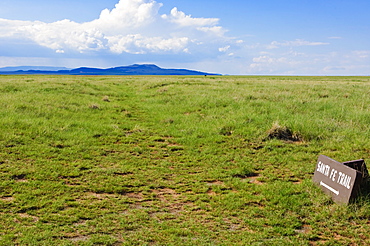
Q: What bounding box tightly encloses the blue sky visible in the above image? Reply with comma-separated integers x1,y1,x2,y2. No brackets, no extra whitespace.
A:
0,0,369,75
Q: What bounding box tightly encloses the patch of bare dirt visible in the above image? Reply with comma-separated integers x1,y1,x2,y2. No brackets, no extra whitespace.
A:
1,196,15,202
69,236,90,242
17,213,39,222
292,179,303,184
16,179,28,183
150,188,196,215
73,220,88,226
126,192,144,200
222,218,255,233
206,180,224,186
152,188,180,202
86,192,118,199
295,224,312,234
207,190,217,196
248,174,264,185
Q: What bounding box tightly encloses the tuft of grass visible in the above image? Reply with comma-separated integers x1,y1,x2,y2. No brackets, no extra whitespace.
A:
89,103,100,109
265,122,302,142
102,95,110,102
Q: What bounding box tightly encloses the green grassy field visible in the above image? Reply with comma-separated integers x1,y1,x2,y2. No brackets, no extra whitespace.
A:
1,75,370,245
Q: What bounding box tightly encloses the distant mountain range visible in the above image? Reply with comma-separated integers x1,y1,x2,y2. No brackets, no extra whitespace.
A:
0,64,220,76
0,66,70,72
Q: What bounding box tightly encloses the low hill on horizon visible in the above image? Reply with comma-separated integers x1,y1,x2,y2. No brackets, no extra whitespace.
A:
0,64,221,76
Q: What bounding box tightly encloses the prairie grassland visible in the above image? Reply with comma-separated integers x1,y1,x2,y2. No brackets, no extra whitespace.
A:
1,75,370,245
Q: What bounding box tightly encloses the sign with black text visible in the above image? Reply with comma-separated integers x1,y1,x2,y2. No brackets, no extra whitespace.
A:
313,155,363,204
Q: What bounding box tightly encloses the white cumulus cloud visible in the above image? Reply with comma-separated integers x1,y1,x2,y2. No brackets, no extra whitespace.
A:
108,35,189,54
0,0,229,55
161,7,219,27
89,0,163,34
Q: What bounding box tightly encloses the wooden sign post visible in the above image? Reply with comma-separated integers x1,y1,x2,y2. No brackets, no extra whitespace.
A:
313,155,364,204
